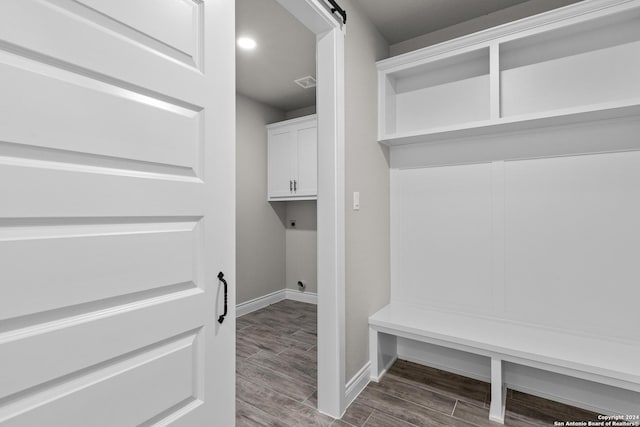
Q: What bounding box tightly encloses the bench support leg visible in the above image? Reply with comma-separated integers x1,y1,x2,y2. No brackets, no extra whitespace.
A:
489,358,506,424
369,327,397,382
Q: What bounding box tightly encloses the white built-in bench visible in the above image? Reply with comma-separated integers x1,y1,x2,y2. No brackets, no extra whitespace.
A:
369,303,640,424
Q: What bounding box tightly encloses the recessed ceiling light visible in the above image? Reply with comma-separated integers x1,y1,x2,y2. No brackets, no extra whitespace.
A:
237,37,257,50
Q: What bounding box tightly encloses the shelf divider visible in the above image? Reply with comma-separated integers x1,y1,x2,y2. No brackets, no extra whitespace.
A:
490,42,501,121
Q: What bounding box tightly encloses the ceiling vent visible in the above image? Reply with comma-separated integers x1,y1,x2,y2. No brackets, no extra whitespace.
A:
294,76,316,89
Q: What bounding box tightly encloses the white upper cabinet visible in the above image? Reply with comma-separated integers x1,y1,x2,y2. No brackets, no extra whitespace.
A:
267,115,317,201
377,0,640,146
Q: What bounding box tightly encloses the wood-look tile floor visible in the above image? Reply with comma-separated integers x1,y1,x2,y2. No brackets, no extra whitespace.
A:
236,301,601,427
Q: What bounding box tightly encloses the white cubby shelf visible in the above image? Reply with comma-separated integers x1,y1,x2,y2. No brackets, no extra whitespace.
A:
377,0,640,146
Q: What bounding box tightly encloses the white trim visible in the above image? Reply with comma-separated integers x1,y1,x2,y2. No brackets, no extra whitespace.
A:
273,0,346,418
489,358,506,424
268,196,318,202
236,289,286,318
266,114,317,130
284,289,318,305
236,289,318,318
371,354,398,383
276,0,342,35
344,362,371,410
315,27,346,418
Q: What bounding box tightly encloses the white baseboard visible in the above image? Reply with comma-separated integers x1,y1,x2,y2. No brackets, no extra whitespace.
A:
236,289,286,317
345,362,371,409
236,289,317,318
284,289,318,305
371,354,398,383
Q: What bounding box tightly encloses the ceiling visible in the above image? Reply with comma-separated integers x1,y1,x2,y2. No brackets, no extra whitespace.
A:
236,0,316,112
352,0,530,45
236,0,560,111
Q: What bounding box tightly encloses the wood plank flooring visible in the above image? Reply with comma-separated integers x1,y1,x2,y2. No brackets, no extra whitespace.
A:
236,300,602,427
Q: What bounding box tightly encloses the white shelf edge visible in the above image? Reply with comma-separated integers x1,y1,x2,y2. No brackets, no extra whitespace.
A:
267,196,318,202
379,99,640,146
266,114,317,130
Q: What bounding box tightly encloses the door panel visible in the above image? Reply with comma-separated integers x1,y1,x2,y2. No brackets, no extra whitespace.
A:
0,0,204,101
75,0,198,57
0,220,197,320
0,0,234,425
0,162,204,218
0,51,201,172
0,292,204,401
295,125,317,197
1,335,197,427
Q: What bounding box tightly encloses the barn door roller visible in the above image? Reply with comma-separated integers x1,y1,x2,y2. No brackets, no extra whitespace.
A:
324,0,347,25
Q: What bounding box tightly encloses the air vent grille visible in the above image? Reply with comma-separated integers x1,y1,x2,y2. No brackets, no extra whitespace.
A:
294,76,316,89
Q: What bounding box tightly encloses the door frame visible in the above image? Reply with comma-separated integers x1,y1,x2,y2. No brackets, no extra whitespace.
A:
274,0,345,418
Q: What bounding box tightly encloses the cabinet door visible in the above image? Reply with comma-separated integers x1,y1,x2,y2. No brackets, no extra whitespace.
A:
268,129,295,199
294,124,317,197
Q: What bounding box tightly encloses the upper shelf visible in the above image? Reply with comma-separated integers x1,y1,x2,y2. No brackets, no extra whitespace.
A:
378,0,640,146
380,99,640,145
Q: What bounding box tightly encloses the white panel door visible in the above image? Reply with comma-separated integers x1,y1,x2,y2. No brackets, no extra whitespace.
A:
0,1,235,426
295,124,318,197
268,129,295,199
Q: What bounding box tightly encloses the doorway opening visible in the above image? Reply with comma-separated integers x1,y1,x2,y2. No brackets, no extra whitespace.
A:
235,0,345,419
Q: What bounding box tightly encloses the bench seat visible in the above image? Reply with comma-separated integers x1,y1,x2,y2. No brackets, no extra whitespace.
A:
369,303,640,423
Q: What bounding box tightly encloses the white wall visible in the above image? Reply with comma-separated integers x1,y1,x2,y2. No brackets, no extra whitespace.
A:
392,147,640,340
236,94,287,304
390,0,582,56
285,201,317,293
343,0,391,381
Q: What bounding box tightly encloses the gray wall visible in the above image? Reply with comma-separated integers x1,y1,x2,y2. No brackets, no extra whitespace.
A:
390,0,582,56
285,201,317,293
343,0,391,381
236,94,287,304
285,105,316,120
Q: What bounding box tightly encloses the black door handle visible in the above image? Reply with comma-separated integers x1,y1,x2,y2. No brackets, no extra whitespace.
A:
217,271,228,324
